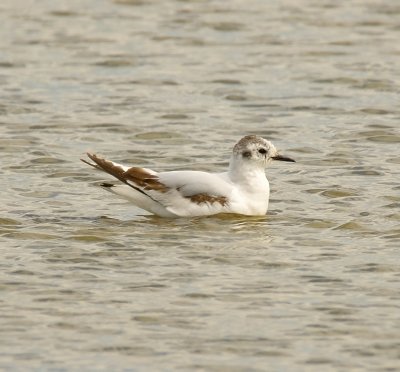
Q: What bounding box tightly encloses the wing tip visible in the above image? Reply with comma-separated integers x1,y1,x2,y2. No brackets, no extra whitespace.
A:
86,152,97,162
81,152,106,170
81,157,97,168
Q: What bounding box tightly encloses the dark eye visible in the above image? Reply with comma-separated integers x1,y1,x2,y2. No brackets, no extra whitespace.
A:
258,148,267,155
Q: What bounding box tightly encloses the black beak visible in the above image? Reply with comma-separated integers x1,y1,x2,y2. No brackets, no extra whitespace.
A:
272,154,295,162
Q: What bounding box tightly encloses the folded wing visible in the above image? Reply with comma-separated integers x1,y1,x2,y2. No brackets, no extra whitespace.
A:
82,153,234,217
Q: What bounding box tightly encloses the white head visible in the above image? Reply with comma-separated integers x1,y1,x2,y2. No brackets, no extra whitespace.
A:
232,135,295,167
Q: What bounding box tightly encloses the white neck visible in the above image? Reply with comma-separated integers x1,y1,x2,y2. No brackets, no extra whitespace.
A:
228,155,269,191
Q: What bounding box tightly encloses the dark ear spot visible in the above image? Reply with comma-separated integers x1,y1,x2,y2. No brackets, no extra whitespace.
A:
242,151,251,158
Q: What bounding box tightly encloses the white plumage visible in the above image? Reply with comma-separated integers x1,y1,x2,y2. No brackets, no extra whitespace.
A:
82,135,295,218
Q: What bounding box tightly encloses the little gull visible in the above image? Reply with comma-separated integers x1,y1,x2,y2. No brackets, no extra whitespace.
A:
81,135,295,218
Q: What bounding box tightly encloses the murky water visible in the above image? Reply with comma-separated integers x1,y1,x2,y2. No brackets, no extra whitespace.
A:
1,0,400,370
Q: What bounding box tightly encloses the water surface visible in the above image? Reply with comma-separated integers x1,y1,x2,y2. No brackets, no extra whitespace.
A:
1,0,400,370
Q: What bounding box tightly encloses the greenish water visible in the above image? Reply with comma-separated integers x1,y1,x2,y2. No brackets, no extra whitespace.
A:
1,0,400,370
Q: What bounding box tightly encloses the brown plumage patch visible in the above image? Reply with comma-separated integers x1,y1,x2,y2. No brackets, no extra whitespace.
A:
85,153,126,182
84,153,168,193
124,167,168,193
188,193,228,206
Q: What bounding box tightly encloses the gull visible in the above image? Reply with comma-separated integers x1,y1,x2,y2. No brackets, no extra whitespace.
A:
81,135,295,218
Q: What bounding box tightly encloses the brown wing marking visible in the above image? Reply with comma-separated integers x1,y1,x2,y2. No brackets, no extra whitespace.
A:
85,153,127,184
124,167,168,193
84,153,168,193
188,193,228,206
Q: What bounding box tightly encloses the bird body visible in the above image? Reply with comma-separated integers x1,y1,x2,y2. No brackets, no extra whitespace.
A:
82,135,294,218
